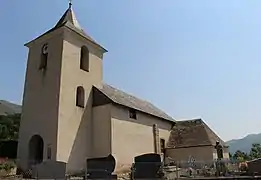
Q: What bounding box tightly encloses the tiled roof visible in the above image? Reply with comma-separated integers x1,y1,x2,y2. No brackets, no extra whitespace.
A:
167,119,228,148
0,100,21,116
96,83,175,122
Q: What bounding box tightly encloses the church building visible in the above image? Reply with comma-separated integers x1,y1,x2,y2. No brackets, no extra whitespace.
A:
17,3,228,174
17,3,175,173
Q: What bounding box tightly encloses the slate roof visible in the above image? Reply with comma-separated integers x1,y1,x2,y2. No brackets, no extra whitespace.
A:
26,6,107,52
167,119,228,148
0,100,21,116
95,83,175,122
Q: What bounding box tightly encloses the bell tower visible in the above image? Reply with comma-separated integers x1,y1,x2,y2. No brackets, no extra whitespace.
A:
17,2,107,172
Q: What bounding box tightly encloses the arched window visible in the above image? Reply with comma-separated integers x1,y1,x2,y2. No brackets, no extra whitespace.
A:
76,86,85,107
80,46,89,72
39,43,48,70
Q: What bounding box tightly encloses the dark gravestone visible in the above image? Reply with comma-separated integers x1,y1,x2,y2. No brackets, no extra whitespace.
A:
32,161,66,179
132,153,163,179
86,154,117,179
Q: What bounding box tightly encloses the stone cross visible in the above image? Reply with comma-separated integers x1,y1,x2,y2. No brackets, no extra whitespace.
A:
215,141,223,160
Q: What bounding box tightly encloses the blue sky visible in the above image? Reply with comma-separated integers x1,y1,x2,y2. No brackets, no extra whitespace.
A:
1,0,261,141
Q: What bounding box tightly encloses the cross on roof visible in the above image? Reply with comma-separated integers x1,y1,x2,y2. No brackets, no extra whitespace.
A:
69,0,72,8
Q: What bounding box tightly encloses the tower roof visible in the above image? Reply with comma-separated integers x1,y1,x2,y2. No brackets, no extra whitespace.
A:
26,4,107,52
55,6,83,31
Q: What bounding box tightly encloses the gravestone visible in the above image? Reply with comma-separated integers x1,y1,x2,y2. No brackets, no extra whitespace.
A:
32,160,66,179
131,153,163,179
86,154,117,179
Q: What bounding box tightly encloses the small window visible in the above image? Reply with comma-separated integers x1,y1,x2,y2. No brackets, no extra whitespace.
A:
160,138,165,153
80,46,89,72
39,43,48,70
47,146,51,160
129,109,137,119
76,86,85,108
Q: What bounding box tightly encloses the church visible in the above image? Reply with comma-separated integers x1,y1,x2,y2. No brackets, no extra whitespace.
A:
17,3,228,174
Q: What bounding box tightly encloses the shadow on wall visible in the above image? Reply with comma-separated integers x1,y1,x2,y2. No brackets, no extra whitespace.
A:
66,91,93,174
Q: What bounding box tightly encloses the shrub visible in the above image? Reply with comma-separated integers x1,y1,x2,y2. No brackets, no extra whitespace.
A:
0,160,15,171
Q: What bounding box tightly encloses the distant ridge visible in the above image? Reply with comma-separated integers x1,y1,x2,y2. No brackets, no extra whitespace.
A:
0,100,21,115
227,133,261,154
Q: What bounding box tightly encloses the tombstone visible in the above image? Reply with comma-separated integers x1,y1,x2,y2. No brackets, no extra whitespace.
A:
86,154,117,179
32,160,66,179
131,153,163,179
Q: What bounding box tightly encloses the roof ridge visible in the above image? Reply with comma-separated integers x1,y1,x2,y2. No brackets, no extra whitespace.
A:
103,83,154,105
201,120,227,146
102,83,173,116
176,118,202,123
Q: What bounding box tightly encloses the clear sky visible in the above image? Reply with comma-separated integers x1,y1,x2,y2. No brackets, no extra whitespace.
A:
1,0,261,141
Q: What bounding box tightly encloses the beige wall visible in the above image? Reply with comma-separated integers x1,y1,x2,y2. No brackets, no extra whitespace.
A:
17,28,64,170
56,28,104,173
166,146,230,167
166,146,213,164
110,105,172,172
92,104,112,157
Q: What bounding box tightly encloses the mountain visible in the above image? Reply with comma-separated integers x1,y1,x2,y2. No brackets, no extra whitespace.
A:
227,133,261,154
0,100,21,115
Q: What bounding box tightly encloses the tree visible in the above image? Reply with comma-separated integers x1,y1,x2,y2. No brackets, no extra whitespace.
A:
232,150,249,162
0,114,21,141
249,143,261,160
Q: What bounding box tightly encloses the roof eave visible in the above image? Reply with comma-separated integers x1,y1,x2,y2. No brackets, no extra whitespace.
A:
24,27,58,48
64,24,108,53
111,101,175,123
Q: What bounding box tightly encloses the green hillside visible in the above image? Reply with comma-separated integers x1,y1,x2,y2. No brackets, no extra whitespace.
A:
0,100,21,116
227,133,261,154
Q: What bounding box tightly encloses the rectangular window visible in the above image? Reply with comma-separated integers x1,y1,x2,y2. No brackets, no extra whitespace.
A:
129,108,137,119
47,146,52,159
160,138,165,153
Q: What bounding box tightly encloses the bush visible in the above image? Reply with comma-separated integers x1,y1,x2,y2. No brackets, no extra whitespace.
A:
0,160,15,171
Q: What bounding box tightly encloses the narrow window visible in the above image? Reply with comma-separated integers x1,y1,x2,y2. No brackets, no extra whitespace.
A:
160,138,165,153
80,46,89,71
129,108,137,119
47,146,51,160
39,43,48,70
76,86,85,108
